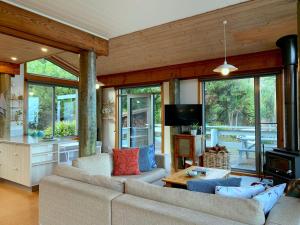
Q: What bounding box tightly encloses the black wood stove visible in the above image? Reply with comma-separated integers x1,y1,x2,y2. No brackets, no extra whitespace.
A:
264,35,300,185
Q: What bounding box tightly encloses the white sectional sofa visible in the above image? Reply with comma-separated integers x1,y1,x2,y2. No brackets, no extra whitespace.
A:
39,154,300,225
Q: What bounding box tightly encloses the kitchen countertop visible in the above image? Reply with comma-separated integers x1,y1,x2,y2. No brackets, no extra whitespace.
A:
0,136,78,146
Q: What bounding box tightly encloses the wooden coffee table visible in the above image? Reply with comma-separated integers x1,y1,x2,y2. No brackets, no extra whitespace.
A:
162,166,230,188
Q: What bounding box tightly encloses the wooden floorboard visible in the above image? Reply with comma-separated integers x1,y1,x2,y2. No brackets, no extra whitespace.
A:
0,180,38,225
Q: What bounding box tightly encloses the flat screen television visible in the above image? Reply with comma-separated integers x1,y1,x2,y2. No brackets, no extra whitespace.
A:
164,104,202,126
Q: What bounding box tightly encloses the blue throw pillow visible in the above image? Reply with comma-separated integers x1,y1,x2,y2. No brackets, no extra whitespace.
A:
187,177,241,194
148,144,157,168
138,146,153,172
253,183,286,214
215,184,265,199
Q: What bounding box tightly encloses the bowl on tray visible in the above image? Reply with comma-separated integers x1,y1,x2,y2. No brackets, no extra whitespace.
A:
186,168,207,177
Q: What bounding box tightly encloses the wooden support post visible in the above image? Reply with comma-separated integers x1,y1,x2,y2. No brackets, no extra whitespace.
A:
169,79,180,170
297,0,300,148
79,50,97,157
96,87,102,141
0,74,11,138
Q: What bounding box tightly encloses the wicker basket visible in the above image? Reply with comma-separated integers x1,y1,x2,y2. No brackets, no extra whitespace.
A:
203,147,230,170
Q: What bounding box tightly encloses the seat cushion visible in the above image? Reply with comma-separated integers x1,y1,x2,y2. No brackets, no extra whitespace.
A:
118,168,166,183
266,196,300,225
125,179,265,225
72,153,112,176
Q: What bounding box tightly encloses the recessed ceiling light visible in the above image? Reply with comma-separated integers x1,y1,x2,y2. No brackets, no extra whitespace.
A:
11,57,17,61
41,47,48,52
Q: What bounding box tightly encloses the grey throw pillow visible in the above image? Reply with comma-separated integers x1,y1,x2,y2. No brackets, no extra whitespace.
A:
187,177,241,194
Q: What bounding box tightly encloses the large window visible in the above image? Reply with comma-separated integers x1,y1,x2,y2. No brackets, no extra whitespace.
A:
27,59,78,81
204,75,278,172
118,86,162,152
28,84,78,138
26,58,78,138
28,84,54,137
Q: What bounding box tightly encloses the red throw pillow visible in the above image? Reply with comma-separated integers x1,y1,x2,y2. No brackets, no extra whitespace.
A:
113,148,140,176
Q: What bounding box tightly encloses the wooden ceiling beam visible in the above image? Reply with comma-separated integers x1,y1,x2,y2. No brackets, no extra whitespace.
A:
0,2,108,56
98,50,282,87
0,61,20,75
25,73,78,87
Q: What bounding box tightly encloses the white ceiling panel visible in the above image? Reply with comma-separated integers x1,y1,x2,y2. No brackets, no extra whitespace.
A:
2,0,246,39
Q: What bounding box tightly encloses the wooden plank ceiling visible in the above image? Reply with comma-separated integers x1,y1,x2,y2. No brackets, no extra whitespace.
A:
53,0,297,76
0,33,63,64
0,0,296,76
0,1,108,56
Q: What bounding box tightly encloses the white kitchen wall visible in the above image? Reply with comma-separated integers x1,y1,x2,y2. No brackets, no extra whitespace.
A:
180,79,198,104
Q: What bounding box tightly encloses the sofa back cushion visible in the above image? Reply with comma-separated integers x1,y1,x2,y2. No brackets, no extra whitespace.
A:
53,165,125,192
90,175,125,193
125,179,265,225
53,164,91,183
72,153,112,176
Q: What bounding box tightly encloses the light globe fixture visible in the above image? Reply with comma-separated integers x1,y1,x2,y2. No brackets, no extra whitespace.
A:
213,20,238,76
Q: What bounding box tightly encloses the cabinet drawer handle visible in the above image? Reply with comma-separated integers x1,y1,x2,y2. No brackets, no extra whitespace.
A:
13,168,18,171
14,153,19,156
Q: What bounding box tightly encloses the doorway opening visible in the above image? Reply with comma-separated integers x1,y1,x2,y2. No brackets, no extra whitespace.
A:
118,86,162,152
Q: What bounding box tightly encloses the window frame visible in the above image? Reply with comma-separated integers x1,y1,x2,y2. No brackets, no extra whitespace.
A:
26,82,79,138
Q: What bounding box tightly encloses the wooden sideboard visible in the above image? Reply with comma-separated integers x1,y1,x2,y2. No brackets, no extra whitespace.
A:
174,134,203,171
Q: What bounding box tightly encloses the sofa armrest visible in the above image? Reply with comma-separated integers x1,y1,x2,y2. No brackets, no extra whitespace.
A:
40,175,122,225
266,196,300,225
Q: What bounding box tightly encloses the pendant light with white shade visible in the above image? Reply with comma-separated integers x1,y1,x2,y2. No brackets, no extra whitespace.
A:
213,20,238,76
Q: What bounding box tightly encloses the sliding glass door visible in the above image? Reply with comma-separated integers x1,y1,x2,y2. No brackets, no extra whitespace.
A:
204,75,277,172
